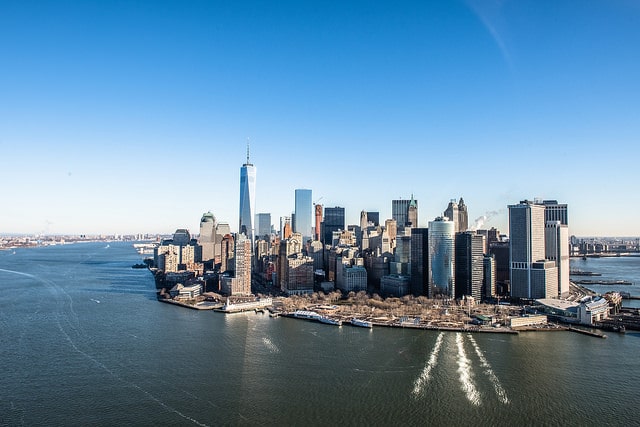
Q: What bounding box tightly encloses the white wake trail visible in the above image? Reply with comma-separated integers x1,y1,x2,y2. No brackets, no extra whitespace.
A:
263,337,280,354
456,333,480,406
412,332,444,397
468,334,509,404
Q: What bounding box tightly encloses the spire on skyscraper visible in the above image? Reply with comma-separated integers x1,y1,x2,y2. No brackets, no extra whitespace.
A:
245,139,253,166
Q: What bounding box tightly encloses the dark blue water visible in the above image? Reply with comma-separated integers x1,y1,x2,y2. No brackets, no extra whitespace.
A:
571,256,640,308
1,243,639,426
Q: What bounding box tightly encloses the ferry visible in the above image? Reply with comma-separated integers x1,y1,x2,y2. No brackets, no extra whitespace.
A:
350,318,373,328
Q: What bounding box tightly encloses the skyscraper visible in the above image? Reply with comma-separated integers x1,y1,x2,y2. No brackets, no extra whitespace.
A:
239,146,257,241
444,197,469,233
454,231,484,300
255,213,271,239
545,220,570,298
360,210,368,230
428,217,455,297
509,201,549,299
322,206,345,245
315,204,323,241
294,189,312,242
458,198,469,232
198,212,217,262
410,228,429,296
540,200,568,225
392,195,418,229
366,211,380,226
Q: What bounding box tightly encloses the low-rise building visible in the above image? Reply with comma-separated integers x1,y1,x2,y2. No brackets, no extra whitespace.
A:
577,297,610,325
510,315,548,328
169,283,202,300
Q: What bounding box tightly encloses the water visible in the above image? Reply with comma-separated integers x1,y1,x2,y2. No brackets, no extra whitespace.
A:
571,256,640,308
1,243,640,426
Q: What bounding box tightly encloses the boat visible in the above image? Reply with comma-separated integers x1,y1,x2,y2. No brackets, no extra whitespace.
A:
293,310,321,320
569,270,602,276
319,316,342,326
350,318,373,328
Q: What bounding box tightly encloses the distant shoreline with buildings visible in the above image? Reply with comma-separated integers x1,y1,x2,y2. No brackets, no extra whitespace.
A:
6,151,640,334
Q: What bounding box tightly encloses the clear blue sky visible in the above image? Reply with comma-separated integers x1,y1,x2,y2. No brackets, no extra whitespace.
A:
1,0,639,236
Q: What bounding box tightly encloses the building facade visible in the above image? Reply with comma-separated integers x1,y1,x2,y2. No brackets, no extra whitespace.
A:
509,201,547,299
239,150,257,241
294,189,312,242
255,213,271,239
392,195,418,229
428,217,455,297
545,220,570,298
323,206,345,245
410,228,429,297
455,231,485,301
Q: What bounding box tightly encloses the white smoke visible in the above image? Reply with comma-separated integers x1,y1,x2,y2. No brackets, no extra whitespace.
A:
470,210,501,231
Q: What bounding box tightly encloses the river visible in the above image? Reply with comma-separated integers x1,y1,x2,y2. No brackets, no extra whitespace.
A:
1,242,639,426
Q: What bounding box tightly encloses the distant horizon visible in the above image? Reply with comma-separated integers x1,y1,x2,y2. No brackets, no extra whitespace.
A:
3,231,640,241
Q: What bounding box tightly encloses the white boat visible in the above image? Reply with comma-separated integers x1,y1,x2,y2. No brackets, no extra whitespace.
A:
293,310,321,320
319,316,342,326
351,318,373,328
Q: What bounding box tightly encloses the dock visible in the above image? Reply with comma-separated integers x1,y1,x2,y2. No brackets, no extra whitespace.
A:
567,326,607,339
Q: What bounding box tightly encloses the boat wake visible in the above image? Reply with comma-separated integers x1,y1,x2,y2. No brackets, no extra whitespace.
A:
262,337,280,354
412,332,444,398
467,334,509,404
456,333,480,406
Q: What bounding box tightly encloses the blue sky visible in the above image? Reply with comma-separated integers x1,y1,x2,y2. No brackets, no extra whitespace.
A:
1,0,639,236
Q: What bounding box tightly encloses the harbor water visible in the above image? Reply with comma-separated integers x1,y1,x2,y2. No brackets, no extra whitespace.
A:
1,242,640,426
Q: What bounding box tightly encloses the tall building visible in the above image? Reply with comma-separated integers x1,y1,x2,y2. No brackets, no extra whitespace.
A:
410,228,429,296
280,216,291,239
314,204,323,241
509,201,547,299
545,221,570,298
444,197,468,233
233,234,252,295
220,233,252,296
239,147,257,241
215,223,231,264
323,206,345,245
360,210,368,230
385,219,397,242
407,197,418,228
255,213,271,239
172,229,191,246
294,189,312,242
390,235,411,276
392,195,418,229
483,255,497,299
455,231,485,301
540,200,568,225
198,212,217,263
458,198,469,232
220,234,235,274
428,217,455,297
367,211,380,226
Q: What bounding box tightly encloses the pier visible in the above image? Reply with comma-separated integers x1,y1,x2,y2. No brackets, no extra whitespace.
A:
567,326,607,339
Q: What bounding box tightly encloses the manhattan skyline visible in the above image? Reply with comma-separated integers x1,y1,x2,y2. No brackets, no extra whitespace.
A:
1,1,639,236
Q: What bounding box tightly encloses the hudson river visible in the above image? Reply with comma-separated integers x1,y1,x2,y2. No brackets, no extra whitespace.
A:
1,242,640,426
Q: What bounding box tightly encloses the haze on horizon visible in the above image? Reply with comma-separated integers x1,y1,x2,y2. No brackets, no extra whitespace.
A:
1,1,639,237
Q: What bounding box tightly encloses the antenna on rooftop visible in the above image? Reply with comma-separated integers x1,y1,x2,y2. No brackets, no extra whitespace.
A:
246,137,250,164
